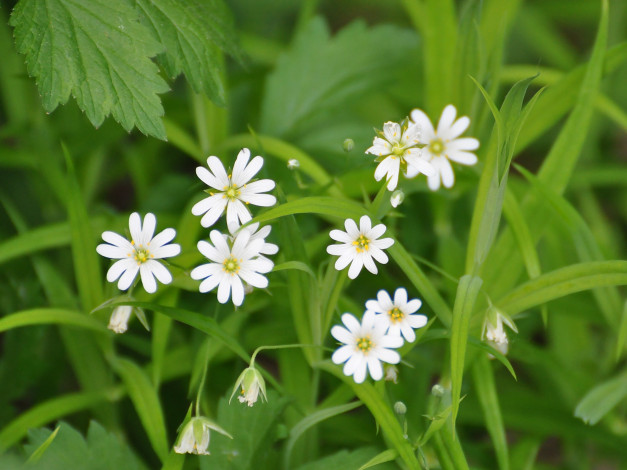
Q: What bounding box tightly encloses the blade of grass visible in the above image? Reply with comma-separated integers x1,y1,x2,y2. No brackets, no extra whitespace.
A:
0,308,108,333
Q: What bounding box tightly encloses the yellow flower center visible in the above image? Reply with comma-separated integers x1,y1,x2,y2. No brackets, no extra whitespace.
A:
222,256,240,275
357,336,373,353
224,183,241,201
388,307,404,323
132,244,152,265
391,143,405,157
428,138,445,156
352,234,370,253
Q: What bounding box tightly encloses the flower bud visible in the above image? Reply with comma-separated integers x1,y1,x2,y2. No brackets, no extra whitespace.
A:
394,401,407,415
343,138,354,153
287,159,300,170
230,366,267,407
108,305,133,334
174,416,232,455
384,364,399,384
431,384,445,397
390,189,405,208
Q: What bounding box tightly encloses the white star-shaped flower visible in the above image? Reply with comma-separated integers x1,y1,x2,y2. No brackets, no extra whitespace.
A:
229,222,278,261
410,104,479,191
365,288,427,343
191,228,274,307
331,311,403,384
366,121,434,191
191,148,277,232
96,213,180,294
327,215,394,279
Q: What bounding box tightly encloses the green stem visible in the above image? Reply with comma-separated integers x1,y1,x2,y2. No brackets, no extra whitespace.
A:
195,344,212,416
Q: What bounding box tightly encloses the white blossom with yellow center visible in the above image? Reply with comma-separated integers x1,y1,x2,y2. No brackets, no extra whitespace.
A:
410,104,479,191
366,121,434,191
331,311,403,384
327,215,394,279
192,148,277,233
365,287,427,343
96,213,180,294
191,228,274,307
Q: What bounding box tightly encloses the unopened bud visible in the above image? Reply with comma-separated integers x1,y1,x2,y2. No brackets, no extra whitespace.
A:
343,138,354,153
431,384,445,397
287,159,300,170
394,401,407,415
390,189,405,208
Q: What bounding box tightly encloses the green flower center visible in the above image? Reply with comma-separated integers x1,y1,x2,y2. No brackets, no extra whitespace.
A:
222,256,240,275
133,245,152,264
428,138,445,156
357,336,373,353
352,235,370,253
391,143,405,157
224,183,241,201
388,307,404,323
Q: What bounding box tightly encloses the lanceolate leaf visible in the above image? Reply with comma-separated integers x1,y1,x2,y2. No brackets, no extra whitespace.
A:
136,0,241,106
10,0,169,138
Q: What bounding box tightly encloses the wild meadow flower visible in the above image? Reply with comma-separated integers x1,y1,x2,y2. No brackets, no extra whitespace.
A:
230,366,267,407
482,307,518,355
174,416,232,455
410,104,479,191
231,222,278,261
191,228,273,307
191,148,277,233
331,311,403,383
96,213,180,294
327,215,394,279
365,288,428,343
287,159,300,169
366,120,434,191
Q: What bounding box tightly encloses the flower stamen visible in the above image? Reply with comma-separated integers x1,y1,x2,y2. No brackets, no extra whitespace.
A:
222,256,240,275
428,138,445,155
388,306,404,323
352,234,370,253
357,336,373,353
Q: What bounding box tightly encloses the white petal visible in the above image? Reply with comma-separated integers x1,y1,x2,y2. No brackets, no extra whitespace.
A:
241,179,275,195
372,237,394,250
367,356,383,381
377,347,401,364
139,263,157,293
352,359,368,383
101,231,132,250
362,310,376,330
448,137,479,152
405,299,422,314
245,256,273,274
334,252,354,271
405,154,435,178
230,276,245,306
369,247,389,265
209,230,230,257
365,299,384,314
107,258,134,282
401,325,416,343
439,157,455,188
230,229,252,257
231,148,251,184
343,353,362,376
217,277,232,304
141,213,156,245
196,165,223,189
437,105,457,136
128,213,142,244
410,108,435,142
359,215,372,233
377,290,393,310
445,116,470,140
331,345,352,364
97,243,128,259
150,228,176,249
236,155,264,186
362,253,378,275
408,314,428,329
367,223,387,241
348,256,364,279
329,230,352,243
344,218,359,238
238,269,268,288
331,325,353,345
147,260,172,285
380,335,404,350
447,150,478,166
241,192,276,207
198,239,223,263
427,164,442,191
226,201,250,233
117,263,140,291
382,122,401,143
341,313,361,334
151,243,180,259
207,156,229,187
393,288,408,306
199,273,222,293
327,243,349,256
191,263,222,280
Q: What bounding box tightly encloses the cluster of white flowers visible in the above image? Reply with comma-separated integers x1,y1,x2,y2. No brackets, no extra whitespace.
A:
366,104,479,192
331,287,427,383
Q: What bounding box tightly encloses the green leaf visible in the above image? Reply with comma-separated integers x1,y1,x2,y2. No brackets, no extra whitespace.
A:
260,17,418,137
10,0,169,138
200,391,290,470
249,196,366,226
318,362,420,470
357,449,398,470
450,275,483,429
284,401,363,468
575,371,627,425
0,308,108,334
272,260,316,279
23,421,146,470
136,0,241,106
497,261,627,316
296,448,387,470
110,357,169,461
472,356,509,470
25,426,60,464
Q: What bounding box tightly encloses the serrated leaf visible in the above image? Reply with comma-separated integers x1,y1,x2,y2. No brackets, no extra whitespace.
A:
23,421,146,470
260,17,418,138
136,0,241,106
10,0,169,138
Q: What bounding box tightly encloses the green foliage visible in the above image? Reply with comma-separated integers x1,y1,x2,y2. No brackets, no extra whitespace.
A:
23,421,146,470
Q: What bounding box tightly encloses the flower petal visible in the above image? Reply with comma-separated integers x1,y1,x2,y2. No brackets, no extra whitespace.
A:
367,356,383,381
150,228,176,249
341,313,361,334
377,347,401,364
199,272,222,293
331,345,352,364
147,260,172,285
97,243,128,259
236,154,265,186
217,277,232,304
207,156,229,187
139,263,157,293
117,263,139,291
107,258,134,282
347,256,364,279
445,116,470,140
141,213,156,245
230,275,245,306
331,326,353,345
101,231,132,251
128,213,142,244
447,150,478,166
191,263,222,280
410,108,435,142
437,105,457,136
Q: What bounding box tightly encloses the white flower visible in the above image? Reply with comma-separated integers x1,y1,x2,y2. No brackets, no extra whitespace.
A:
230,366,267,407
390,189,404,208
174,417,232,455
482,308,518,356
331,311,403,383
96,213,180,294
410,104,479,191
191,228,273,307
230,222,278,261
366,121,434,191
108,305,133,334
365,288,428,343
327,215,394,279
287,159,300,170
385,365,399,384
191,148,277,232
